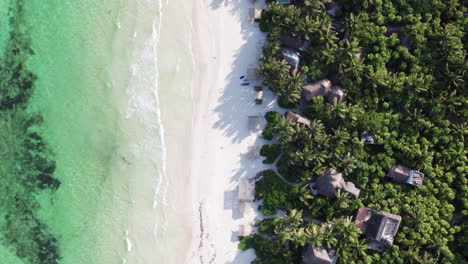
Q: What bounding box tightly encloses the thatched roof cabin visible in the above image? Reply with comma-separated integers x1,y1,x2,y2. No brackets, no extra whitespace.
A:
240,201,253,216
247,146,260,159
239,224,253,236
302,79,332,101
284,111,311,126
302,244,332,264
355,208,402,251
248,116,261,131
249,8,262,21
247,68,259,80
280,33,311,52
326,85,344,104
387,164,424,187
314,168,360,199
239,179,255,201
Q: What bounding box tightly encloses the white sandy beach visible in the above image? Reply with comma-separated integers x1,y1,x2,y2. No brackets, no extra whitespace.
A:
187,0,283,263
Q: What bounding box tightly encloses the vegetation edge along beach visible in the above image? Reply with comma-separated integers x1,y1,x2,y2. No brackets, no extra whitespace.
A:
240,0,466,263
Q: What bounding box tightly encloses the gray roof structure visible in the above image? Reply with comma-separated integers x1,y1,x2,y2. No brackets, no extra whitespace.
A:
326,85,344,104
281,48,300,68
302,244,332,264
387,164,424,187
315,168,360,199
280,33,311,52
247,68,259,80
302,79,332,101
284,111,311,126
239,179,255,201
248,116,262,132
355,208,402,251
249,8,262,21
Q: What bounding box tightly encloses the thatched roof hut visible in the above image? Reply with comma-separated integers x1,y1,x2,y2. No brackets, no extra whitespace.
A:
326,85,344,104
302,79,332,101
247,68,259,80
280,33,311,52
315,168,360,199
239,179,255,201
240,201,253,216
249,8,262,22
387,164,424,187
248,116,261,131
239,224,253,236
284,111,311,126
302,244,332,264
247,146,260,159
355,208,402,251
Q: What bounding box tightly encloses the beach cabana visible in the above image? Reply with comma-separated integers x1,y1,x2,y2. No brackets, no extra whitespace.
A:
239,179,255,201
239,224,253,237
387,164,424,187
313,168,360,199
247,146,260,159
326,85,344,104
284,111,311,126
302,79,332,101
247,68,259,81
249,8,262,22
355,208,402,251
302,244,332,264
280,33,310,52
240,201,253,216
281,48,300,68
248,116,261,132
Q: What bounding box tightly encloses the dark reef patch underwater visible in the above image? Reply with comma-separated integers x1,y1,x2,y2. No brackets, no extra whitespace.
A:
1,0,61,263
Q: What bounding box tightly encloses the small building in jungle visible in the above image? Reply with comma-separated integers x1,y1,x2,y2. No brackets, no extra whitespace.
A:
355,208,402,252
387,164,424,187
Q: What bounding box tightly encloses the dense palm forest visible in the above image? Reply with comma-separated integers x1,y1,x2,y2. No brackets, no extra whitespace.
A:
241,0,467,263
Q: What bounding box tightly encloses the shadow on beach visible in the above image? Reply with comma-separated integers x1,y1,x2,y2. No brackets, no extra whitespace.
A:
208,0,287,263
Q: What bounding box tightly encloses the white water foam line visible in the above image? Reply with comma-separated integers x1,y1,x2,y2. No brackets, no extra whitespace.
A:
123,0,169,245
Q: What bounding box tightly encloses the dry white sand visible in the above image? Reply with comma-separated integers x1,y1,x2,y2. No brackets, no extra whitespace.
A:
187,0,283,263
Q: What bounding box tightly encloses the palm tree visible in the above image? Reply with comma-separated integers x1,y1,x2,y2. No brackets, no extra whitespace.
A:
334,189,350,209
277,71,305,104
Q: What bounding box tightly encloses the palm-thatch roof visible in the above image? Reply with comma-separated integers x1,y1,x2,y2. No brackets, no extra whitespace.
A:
284,111,311,126
239,179,255,201
326,85,344,104
355,208,402,251
248,116,261,131
302,79,332,101
239,224,253,236
315,168,360,199
302,244,332,264
387,164,424,187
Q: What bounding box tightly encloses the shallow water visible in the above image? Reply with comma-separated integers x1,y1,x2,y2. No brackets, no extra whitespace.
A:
0,0,194,263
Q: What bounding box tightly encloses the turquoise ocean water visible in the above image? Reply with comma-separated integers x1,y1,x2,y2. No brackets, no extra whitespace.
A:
0,0,194,263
